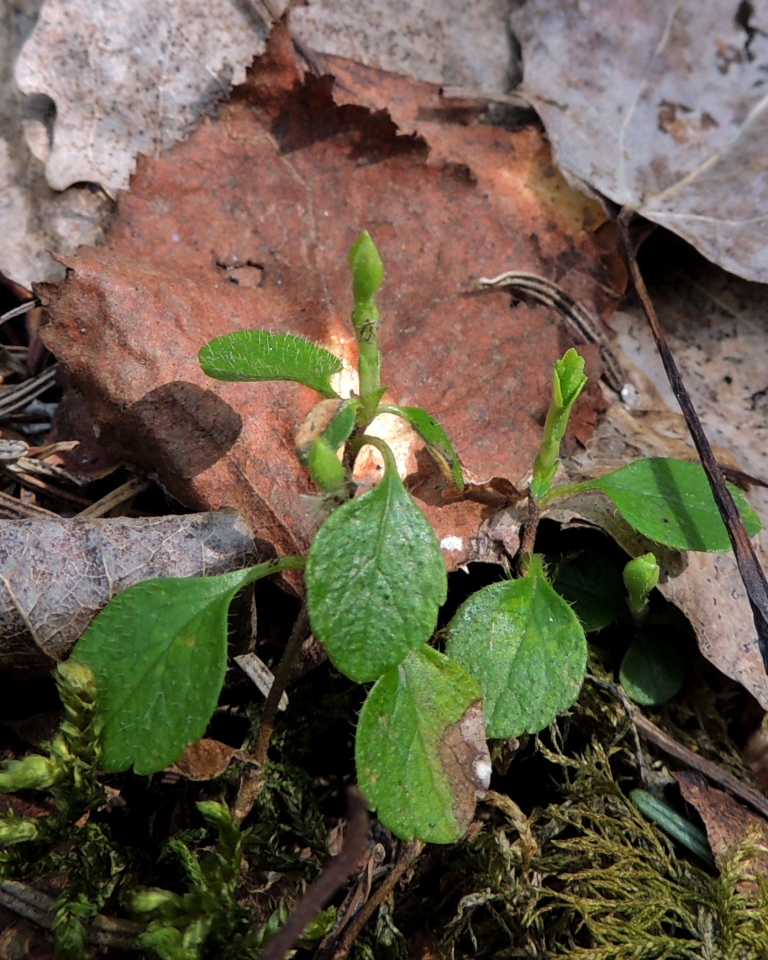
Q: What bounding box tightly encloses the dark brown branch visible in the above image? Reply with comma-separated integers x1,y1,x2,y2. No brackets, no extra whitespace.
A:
260,788,370,960
234,600,311,821
322,840,425,960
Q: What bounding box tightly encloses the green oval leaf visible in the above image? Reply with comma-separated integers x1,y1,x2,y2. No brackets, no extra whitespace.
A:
70,559,303,775
620,631,684,706
305,461,447,682
356,646,487,844
199,331,342,398
445,555,587,738
583,458,762,552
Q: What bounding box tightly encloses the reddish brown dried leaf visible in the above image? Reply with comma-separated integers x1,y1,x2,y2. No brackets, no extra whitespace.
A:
40,27,622,569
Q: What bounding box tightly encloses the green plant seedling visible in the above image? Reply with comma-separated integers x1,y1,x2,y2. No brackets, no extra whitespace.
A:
25,231,762,856
623,552,661,624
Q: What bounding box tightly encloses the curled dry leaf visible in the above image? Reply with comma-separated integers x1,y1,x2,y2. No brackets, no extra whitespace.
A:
15,0,283,193
0,511,256,677
675,770,768,889
512,0,768,283
170,738,256,781
40,27,621,570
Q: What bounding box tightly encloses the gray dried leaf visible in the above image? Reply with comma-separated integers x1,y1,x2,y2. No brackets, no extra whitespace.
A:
15,0,283,192
0,511,256,677
512,0,768,282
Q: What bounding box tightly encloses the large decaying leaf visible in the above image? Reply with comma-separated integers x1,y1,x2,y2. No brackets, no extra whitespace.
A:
0,512,256,677
305,459,446,683
512,0,768,283
356,645,489,844
71,559,301,775
40,27,621,572
446,555,587,738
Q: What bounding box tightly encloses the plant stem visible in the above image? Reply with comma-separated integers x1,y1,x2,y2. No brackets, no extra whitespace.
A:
233,601,311,822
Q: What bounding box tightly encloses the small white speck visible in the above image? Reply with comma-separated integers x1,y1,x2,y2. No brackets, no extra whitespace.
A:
79,327,86,334
441,536,463,552
474,759,492,789
171,233,181,243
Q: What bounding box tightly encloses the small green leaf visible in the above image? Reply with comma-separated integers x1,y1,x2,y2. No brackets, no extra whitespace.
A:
446,555,587,738
305,446,447,683
199,331,342,398
71,559,304,775
583,458,762,552
551,548,626,632
620,631,684,706
386,405,464,490
356,646,487,844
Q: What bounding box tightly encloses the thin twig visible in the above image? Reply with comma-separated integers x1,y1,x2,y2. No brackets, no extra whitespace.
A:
0,299,41,326
630,710,768,821
322,840,425,960
76,476,152,519
476,271,626,393
618,213,768,672
234,601,311,821
260,788,370,960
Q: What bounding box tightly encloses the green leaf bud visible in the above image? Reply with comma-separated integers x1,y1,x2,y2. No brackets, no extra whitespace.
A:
348,231,384,306
623,552,660,622
307,436,348,498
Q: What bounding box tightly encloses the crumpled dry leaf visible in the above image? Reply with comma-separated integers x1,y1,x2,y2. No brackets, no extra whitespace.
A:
512,0,768,283
0,0,111,289
15,0,282,194
0,511,256,677
40,28,621,570
675,770,768,889
170,738,256,781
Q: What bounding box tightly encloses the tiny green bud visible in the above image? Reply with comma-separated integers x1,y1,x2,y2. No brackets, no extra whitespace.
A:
348,231,384,306
307,436,348,498
0,755,57,792
0,816,40,844
623,552,660,622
